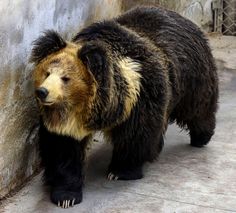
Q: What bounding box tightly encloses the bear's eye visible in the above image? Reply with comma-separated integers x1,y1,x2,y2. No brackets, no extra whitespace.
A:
45,71,50,78
61,76,70,83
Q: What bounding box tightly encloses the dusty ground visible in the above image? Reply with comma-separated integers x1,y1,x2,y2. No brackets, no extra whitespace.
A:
1,35,236,213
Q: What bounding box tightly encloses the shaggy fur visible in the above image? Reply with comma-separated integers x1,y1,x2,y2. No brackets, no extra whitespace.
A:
31,7,218,208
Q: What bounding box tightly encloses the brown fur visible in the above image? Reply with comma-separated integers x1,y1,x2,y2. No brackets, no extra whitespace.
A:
31,7,218,207
34,43,97,140
34,43,143,139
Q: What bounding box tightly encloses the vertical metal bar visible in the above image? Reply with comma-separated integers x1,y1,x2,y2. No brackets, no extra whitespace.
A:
212,0,224,33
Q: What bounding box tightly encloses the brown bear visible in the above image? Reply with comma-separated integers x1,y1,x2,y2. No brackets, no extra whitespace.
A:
30,7,218,208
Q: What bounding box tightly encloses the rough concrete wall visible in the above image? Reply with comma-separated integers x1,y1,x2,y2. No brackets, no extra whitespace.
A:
122,0,214,32
0,0,122,199
178,0,213,32
121,0,177,11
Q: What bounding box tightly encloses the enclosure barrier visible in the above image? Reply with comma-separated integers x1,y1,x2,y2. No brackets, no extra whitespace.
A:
213,0,236,35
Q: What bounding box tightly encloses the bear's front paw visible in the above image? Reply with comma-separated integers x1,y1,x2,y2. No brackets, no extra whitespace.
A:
107,166,143,181
51,189,82,208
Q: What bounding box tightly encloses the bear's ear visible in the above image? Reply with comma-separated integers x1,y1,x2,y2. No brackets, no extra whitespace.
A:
30,30,66,64
78,42,109,79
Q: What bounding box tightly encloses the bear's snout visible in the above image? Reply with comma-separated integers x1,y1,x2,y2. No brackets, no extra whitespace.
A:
35,87,49,101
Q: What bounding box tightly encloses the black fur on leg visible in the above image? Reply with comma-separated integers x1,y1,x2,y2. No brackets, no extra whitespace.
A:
108,106,165,181
38,122,89,207
187,113,216,148
108,134,164,181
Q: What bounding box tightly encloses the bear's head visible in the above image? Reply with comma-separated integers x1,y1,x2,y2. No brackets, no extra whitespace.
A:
30,30,109,139
31,30,142,139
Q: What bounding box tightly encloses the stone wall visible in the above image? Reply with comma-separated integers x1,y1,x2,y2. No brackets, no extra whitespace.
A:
0,0,122,199
122,0,214,32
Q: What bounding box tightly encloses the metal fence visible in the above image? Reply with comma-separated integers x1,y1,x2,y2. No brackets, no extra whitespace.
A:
213,0,236,35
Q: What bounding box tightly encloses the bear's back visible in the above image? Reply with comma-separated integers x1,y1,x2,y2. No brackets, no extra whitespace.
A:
73,7,218,123
117,7,217,109
116,7,214,73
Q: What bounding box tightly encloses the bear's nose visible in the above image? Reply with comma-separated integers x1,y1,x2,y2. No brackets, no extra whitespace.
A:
35,87,49,100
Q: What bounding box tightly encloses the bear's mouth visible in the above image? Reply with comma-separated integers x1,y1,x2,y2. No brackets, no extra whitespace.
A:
41,101,54,106
36,97,54,106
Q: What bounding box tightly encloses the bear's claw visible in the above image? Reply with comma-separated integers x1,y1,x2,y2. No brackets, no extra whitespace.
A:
57,199,75,208
107,166,143,180
51,189,82,208
107,172,119,180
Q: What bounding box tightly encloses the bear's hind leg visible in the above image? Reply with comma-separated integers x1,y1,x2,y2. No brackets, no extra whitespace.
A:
187,112,216,147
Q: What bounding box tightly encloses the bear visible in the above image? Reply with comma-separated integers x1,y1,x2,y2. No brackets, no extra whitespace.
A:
30,6,218,208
